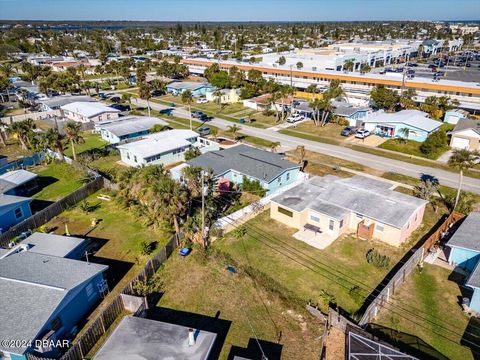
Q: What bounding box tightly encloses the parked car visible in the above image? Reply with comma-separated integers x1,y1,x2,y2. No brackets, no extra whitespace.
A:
199,114,213,122
110,104,131,112
340,126,357,137
428,64,437,69
191,111,206,119
286,114,304,123
151,90,164,97
196,98,208,104
407,69,415,74
197,127,211,136
159,108,173,115
395,68,404,73
355,129,371,139
407,62,418,67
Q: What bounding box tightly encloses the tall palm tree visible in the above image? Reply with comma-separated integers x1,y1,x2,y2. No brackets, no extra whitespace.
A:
64,121,85,161
139,83,152,117
42,128,66,161
227,124,241,141
7,119,35,150
181,90,194,130
213,90,223,111
296,145,306,170
398,128,411,143
448,149,480,211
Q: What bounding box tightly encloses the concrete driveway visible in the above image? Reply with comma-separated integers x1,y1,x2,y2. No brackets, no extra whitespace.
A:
345,135,387,147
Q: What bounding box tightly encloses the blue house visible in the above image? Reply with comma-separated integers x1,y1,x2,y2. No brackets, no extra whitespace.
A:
362,110,442,142
166,81,213,97
0,170,38,196
96,116,169,144
0,234,108,360
186,144,302,195
446,212,480,314
444,109,469,125
0,195,32,233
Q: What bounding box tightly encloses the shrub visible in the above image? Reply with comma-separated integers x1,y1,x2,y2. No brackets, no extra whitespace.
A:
366,248,391,269
338,118,350,126
140,241,156,255
349,285,364,305
241,176,267,196
319,289,337,310
419,130,448,159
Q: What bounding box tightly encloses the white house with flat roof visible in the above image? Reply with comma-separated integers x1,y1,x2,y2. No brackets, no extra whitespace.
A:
117,129,219,167
61,102,120,123
96,116,169,144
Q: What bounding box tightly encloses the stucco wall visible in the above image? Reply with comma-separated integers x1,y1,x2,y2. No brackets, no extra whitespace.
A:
448,247,480,271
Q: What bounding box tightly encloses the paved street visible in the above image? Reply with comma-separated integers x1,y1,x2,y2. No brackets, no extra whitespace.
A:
132,97,480,194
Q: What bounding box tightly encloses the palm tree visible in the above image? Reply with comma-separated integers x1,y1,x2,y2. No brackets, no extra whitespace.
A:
210,127,218,140
138,83,152,117
295,145,306,170
181,90,194,130
213,90,223,112
343,60,355,72
227,124,241,141
42,128,66,161
448,149,480,211
64,121,85,161
269,141,281,153
7,119,35,150
398,128,411,143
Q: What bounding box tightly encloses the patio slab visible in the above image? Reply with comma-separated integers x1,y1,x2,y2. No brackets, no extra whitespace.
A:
293,228,337,249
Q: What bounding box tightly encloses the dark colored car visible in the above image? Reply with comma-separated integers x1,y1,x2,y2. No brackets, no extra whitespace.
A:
407,62,418,67
111,104,131,112
341,126,357,137
151,90,164,97
199,114,213,122
159,108,173,115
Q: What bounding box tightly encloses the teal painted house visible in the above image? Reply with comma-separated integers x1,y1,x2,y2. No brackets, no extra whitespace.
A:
166,81,213,97
446,212,480,314
0,195,32,233
96,116,169,144
186,144,302,195
0,234,108,359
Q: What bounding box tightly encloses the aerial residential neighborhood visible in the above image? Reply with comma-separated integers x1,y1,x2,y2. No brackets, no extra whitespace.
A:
0,1,480,359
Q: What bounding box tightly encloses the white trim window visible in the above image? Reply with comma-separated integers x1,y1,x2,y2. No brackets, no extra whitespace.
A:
329,219,334,231
310,214,320,223
375,223,385,233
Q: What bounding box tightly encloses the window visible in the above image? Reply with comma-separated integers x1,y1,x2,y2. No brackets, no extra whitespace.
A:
415,213,418,221
51,316,62,331
339,219,344,228
277,177,282,183
329,220,334,231
277,207,293,217
14,207,23,219
126,152,130,160
376,223,385,233
134,155,137,163
310,214,320,223
86,283,96,301
286,173,290,181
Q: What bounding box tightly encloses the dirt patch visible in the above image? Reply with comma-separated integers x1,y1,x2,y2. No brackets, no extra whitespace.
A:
325,326,346,359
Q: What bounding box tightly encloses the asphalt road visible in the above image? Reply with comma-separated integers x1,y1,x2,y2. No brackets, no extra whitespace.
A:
131,97,480,194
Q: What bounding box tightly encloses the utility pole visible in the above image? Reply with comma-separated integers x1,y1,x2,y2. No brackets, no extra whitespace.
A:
201,172,206,248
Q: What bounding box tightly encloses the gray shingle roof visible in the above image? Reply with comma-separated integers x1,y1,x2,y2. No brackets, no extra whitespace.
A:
450,118,480,135
20,233,86,258
93,316,217,360
0,251,107,290
272,175,426,228
187,144,300,183
100,117,168,137
447,212,480,252
0,279,67,354
466,261,480,289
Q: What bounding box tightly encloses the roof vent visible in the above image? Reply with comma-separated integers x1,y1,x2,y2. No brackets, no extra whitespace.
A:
188,328,195,346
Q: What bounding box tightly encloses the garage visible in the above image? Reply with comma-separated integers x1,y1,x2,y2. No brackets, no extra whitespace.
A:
451,136,470,150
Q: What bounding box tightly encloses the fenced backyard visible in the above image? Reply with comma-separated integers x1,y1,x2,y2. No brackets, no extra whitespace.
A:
26,232,182,360
358,211,465,326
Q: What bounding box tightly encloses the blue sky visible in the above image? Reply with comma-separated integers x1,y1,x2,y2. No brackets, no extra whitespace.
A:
0,0,479,21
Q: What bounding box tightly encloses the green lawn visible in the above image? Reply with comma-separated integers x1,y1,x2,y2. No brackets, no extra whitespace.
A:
216,211,406,315
88,154,124,178
32,161,85,201
379,139,438,159
64,132,108,158
288,122,346,142
156,248,323,360
374,265,480,360
279,128,342,146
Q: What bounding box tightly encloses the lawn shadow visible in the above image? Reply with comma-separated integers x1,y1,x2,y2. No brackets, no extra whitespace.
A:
33,175,58,193
365,323,449,360
146,306,232,360
30,198,54,213
228,338,283,360
461,317,480,360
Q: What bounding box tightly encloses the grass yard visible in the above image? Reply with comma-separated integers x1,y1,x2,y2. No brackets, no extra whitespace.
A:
279,128,342,146
64,132,108,158
31,161,85,201
0,140,33,159
287,122,346,142
156,249,324,360
373,264,480,360
216,211,405,315
379,139,436,159
88,154,125,177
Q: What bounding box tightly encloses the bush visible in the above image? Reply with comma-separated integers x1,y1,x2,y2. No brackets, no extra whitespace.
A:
262,109,275,117
140,241,156,255
318,289,337,310
184,147,201,161
366,248,391,269
338,118,350,126
349,285,364,305
241,176,266,196
419,130,448,159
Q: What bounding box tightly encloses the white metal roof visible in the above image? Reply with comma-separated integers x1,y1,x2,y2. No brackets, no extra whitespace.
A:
60,101,120,118
0,170,37,186
363,110,442,132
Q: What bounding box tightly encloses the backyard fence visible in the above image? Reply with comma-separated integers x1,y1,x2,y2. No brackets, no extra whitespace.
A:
26,232,182,360
358,211,466,326
0,177,103,247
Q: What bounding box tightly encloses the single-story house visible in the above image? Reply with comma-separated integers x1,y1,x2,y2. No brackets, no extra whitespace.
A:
96,116,169,144
185,144,302,195
61,102,120,123
38,95,95,112
0,194,32,233
166,82,213,97
446,212,480,314
117,129,219,167
19,232,88,260
331,100,371,127
92,316,217,360
0,169,38,196
243,94,293,112
270,175,427,247
0,243,108,359
362,110,442,142
444,109,469,125
449,118,480,151
205,88,241,104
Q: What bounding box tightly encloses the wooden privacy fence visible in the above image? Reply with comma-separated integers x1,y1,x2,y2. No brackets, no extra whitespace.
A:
27,233,182,360
0,177,103,248
359,211,465,326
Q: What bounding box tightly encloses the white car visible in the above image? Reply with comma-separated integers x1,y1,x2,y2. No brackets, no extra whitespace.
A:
287,114,304,123
196,98,208,104
355,129,371,139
